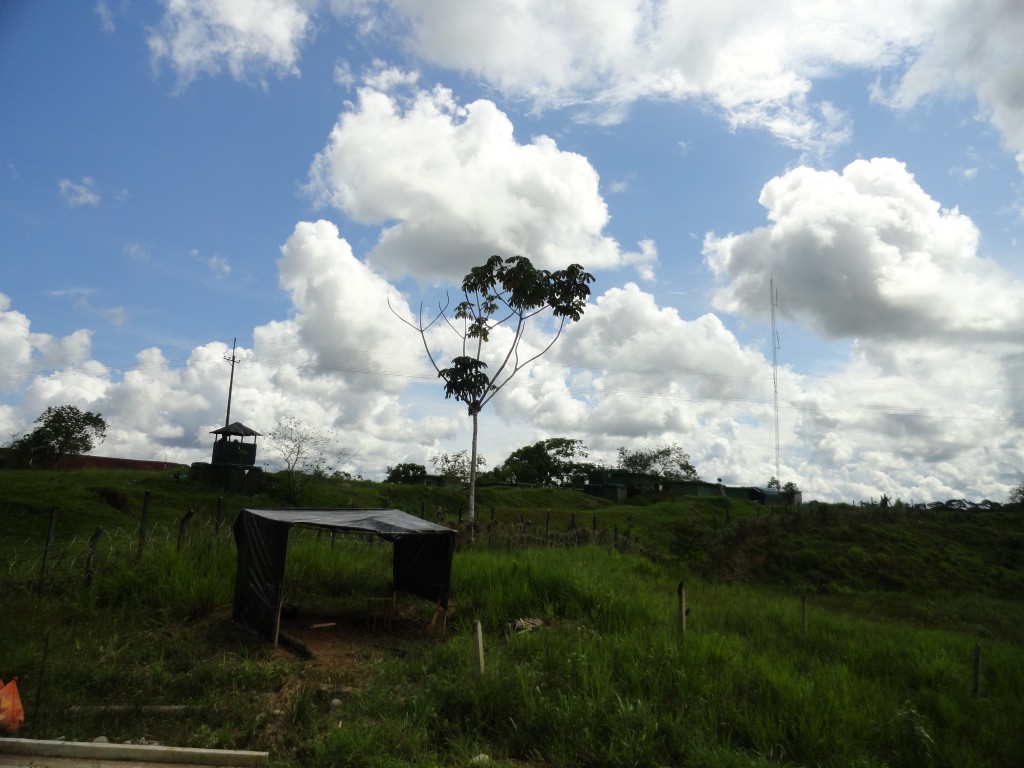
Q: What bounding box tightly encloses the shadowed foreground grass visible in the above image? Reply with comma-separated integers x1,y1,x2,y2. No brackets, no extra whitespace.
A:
3,470,1023,765
3,523,1022,767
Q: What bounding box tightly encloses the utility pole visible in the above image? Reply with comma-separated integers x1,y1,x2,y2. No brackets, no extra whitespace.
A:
224,337,238,427
770,279,781,482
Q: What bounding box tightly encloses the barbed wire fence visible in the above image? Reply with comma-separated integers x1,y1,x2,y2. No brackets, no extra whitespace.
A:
1,509,237,593
4,495,1018,594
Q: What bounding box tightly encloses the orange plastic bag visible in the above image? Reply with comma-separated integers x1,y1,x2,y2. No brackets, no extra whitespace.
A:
0,678,26,734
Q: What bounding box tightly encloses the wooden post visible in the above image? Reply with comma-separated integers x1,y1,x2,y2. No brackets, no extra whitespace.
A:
491,506,495,522
676,580,686,635
973,643,981,697
177,509,195,552
31,633,50,738
215,496,224,535
802,594,808,633
136,490,151,563
36,507,59,592
84,527,102,586
592,514,597,532
272,575,286,649
545,511,550,536
474,620,485,675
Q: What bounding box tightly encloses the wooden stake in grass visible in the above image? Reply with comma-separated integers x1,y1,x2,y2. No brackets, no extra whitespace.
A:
474,620,485,675
84,526,102,587
31,633,50,738
177,509,195,552
802,594,808,634
36,507,59,593
973,643,981,697
136,490,151,564
677,580,686,635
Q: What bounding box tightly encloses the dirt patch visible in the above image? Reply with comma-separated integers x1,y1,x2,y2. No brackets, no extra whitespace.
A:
272,599,448,671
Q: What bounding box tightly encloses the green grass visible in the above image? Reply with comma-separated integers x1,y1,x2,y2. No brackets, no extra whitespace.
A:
2,468,1023,766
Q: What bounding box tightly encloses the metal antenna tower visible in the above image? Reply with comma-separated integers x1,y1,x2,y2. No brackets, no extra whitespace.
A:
770,279,781,481
224,337,238,427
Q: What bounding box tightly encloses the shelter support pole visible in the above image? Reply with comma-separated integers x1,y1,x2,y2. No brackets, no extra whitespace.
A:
272,577,285,649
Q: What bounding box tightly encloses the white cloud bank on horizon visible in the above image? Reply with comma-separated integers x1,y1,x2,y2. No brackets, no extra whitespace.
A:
704,158,1024,502
4,172,1024,505
149,0,1024,165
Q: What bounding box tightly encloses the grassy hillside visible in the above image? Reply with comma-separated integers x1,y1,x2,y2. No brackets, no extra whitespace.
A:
1,468,1022,766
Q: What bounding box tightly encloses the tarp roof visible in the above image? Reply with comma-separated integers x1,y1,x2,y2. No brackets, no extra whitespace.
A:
241,508,452,537
212,422,262,437
232,508,455,645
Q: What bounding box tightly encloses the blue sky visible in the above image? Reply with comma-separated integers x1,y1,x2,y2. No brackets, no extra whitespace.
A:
2,1,1023,503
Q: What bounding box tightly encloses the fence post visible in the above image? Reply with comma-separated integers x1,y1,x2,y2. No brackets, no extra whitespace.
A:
31,633,51,738
545,511,550,536
215,496,224,535
474,620,485,675
677,580,686,635
177,509,195,552
973,643,981,697
84,527,103,586
36,507,59,593
136,490,151,563
802,594,808,633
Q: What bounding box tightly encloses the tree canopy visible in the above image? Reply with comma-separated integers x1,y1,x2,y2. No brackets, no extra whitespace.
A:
394,254,594,525
7,405,107,469
616,443,699,480
430,450,486,484
269,417,354,503
385,462,428,484
492,438,592,487
1009,481,1024,505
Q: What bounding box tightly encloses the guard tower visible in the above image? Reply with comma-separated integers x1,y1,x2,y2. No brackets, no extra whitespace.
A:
188,337,264,493
211,421,261,466
190,421,263,493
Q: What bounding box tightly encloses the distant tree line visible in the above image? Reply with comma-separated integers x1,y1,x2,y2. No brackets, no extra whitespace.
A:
387,439,703,488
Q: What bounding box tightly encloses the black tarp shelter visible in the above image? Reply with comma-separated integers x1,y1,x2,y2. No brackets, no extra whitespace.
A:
232,508,455,645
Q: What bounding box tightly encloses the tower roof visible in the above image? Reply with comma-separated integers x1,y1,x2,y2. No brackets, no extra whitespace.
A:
210,421,261,437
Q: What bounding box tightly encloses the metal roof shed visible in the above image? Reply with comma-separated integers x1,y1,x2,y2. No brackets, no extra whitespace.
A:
232,508,455,646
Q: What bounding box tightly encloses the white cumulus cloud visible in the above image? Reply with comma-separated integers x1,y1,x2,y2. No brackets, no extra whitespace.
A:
306,74,657,282
705,158,1022,341
148,0,314,87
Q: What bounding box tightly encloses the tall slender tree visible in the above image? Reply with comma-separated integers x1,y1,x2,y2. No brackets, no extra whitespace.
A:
394,255,593,527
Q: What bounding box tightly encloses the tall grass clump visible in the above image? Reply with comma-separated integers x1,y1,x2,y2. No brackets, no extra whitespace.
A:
359,546,1024,768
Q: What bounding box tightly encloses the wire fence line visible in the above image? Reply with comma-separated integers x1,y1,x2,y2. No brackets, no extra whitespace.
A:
2,510,652,590
1,516,236,588
4,500,1018,590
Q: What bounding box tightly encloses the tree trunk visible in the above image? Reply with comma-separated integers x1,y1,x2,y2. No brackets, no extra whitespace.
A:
468,410,479,532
